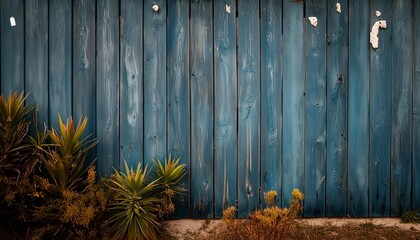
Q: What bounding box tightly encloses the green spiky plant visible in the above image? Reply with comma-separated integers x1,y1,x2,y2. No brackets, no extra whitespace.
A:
0,92,40,224
152,156,187,217
107,162,161,240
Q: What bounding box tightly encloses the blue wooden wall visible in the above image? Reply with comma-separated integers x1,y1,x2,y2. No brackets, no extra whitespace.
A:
0,0,419,218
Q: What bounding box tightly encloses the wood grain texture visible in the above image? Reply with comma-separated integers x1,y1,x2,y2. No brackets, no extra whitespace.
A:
260,0,282,208
237,0,260,217
326,0,348,217
167,0,190,219
348,0,369,217
96,0,119,177
120,0,143,169
73,0,96,165
190,0,213,219
282,0,304,209
304,0,327,217
143,0,167,165
49,0,72,128
1,0,24,93
413,0,420,210
25,0,48,127
214,0,237,218
369,0,391,217
390,0,412,216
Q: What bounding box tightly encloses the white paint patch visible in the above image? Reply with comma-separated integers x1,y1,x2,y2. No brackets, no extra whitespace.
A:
225,4,231,13
375,11,381,17
308,17,318,27
10,17,16,27
152,4,159,12
370,20,387,49
336,3,341,13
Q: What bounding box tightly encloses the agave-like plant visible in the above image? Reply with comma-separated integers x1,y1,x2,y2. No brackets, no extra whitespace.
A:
152,156,187,217
42,115,97,195
107,162,161,240
0,92,35,178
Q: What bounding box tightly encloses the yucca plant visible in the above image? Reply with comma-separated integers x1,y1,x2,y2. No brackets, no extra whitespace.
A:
41,115,97,195
152,156,187,217
107,162,161,240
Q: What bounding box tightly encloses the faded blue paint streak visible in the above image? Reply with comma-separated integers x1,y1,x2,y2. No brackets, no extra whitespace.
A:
167,0,190,219
304,0,326,217
96,0,119,177
369,0,391,217
214,0,237,218
348,0,369,217
237,0,260,218
326,0,348,217
390,0,412,216
261,0,282,208
73,0,96,165
49,0,72,128
25,0,48,127
282,0,304,209
413,0,420,210
1,0,24,93
190,0,213,219
120,0,143,169
143,0,167,165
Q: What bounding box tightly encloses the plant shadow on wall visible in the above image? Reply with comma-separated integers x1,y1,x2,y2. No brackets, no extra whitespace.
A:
0,91,187,240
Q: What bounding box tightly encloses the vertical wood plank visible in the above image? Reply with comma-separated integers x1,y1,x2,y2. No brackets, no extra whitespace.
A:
73,0,96,163
167,0,190,218
390,0,412,216
25,0,48,127
96,0,119,177
348,0,369,217
143,0,167,165
304,0,327,217
49,0,72,127
326,0,348,217
369,0,392,217
214,0,237,217
413,0,420,210
260,0,282,208
120,0,143,169
282,0,304,209
237,0,260,217
1,0,24,93
190,0,213,218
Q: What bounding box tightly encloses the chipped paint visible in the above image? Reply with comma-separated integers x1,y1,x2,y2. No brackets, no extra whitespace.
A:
308,17,318,27
375,11,381,17
152,4,159,12
9,17,16,27
336,3,341,13
370,20,387,49
226,4,231,13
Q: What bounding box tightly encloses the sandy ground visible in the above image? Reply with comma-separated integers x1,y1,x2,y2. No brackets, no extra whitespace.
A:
162,218,420,239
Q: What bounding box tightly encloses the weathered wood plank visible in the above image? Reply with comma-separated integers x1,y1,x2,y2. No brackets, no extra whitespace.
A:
260,0,282,208
214,0,237,218
326,0,348,217
73,0,96,164
96,0,119,177
1,0,24,93
190,0,213,218
348,0,369,217
167,0,190,219
413,0,420,210
390,0,412,216
120,0,143,169
282,0,304,209
25,0,48,127
49,0,72,127
369,0,392,217
238,0,260,217
304,0,327,217
143,0,167,165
